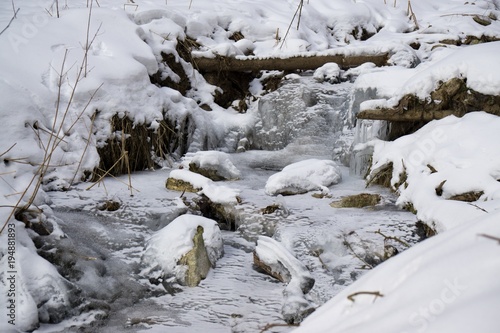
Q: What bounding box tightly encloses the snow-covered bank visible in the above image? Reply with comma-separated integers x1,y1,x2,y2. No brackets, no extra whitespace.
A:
363,112,500,232
293,208,500,333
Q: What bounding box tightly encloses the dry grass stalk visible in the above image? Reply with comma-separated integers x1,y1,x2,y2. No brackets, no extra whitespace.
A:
280,0,305,49
407,0,419,29
1,4,101,234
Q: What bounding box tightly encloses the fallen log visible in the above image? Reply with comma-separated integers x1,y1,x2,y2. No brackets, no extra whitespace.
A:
191,53,389,72
357,108,459,122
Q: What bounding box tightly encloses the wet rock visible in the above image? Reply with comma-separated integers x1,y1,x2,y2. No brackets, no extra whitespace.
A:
97,200,121,211
416,220,437,240
330,193,381,208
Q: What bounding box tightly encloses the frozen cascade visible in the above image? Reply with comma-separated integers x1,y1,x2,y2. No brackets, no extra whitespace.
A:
347,86,390,176
349,119,390,176
252,75,352,154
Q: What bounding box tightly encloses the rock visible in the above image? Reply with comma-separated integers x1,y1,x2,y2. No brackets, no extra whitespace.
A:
166,177,201,192
448,191,484,202
313,63,341,84
194,194,238,231
185,151,241,181
178,226,213,287
253,236,316,324
141,215,224,289
166,169,212,192
330,193,381,208
265,159,342,196
253,236,315,294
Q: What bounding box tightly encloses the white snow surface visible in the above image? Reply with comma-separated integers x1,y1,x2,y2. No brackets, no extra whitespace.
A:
168,169,241,204
363,112,500,232
265,159,342,195
141,214,223,282
182,150,241,180
293,209,500,333
0,0,500,332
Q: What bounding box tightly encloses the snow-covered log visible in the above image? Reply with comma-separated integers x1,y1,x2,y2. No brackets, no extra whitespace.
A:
191,53,389,72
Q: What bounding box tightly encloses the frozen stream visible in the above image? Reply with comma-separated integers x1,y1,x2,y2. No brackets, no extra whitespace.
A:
35,74,419,332
39,161,418,333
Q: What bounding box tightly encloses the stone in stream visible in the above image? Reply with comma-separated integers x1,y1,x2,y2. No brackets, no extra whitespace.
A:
179,226,213,287
253,236,316,324
141,214,224,289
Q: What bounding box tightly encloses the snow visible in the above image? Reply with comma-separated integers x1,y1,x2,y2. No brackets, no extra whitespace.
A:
293,208,500,333
141,214,223,284
0,0,500,332
182,150,241,180
362,112,500,232
265,159,342,195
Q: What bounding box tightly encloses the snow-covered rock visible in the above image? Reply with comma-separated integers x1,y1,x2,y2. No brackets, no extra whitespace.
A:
184,151,241,181
141,215,223,287
313,63,342,84
265,159,342,195
166,169,212,192
254,236,315,324
0,221,73,331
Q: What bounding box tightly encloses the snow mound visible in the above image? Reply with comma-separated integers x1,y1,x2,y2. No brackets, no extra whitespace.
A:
141,215,223,284
183,151,241,181
255,236,315,324
265,159,342,196
167,169,241,205
360,42,500,110
168,169,213,191
362,112,500,232
293,209,500,333
313,63,341,83
0,221,72,331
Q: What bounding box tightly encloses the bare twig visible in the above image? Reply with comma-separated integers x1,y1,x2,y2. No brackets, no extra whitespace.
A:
0,143,16,159
86,154,127,190
347,291,384,302
343,236,373,269
374,229,410,248
259,322,299,333
478,234,500,244
0,7,20,36
69,111,97,186
280,0,305,49
468,203,488,213
407,0,419,29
